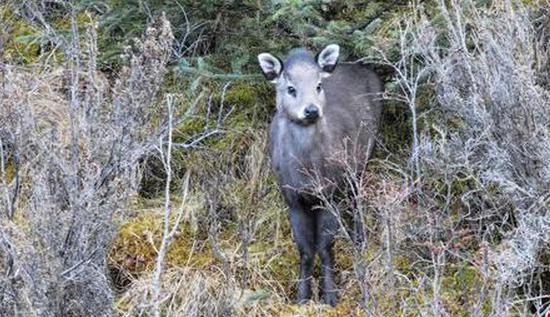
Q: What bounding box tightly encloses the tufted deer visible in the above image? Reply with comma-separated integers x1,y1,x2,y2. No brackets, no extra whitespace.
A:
258,44,383,306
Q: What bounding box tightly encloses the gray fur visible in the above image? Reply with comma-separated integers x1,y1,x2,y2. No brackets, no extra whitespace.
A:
259,44,383,306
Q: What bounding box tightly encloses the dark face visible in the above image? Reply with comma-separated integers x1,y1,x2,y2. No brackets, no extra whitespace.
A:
258,45,340,126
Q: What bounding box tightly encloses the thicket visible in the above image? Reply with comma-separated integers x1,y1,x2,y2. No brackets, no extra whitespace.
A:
0,0,548,316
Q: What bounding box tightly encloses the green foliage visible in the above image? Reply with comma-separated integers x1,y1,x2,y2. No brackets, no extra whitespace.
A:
1,5,42,64
65,0,412,75
1,3,97,65
440,264,490,317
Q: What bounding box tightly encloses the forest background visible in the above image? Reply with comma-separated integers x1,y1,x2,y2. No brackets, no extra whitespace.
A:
0,0,549,316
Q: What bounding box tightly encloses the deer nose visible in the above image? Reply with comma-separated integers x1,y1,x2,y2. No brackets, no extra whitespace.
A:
304,105,319,120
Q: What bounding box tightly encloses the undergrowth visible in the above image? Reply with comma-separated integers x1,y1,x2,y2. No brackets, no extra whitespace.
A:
1,0,548,316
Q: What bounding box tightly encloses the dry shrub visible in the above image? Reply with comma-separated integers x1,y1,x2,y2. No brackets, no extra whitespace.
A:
0,12,173,316
359,0,550,316
419,0,549,291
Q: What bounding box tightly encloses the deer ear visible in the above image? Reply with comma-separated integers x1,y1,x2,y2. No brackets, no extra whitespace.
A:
258,53,283,82
316,44,340,74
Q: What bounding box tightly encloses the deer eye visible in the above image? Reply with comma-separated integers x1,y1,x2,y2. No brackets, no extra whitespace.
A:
287,86,296,97
316,83,322,93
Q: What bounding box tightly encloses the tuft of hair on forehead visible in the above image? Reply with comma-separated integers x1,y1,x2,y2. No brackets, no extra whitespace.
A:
284,48,318,71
